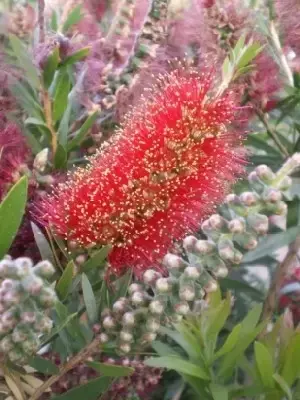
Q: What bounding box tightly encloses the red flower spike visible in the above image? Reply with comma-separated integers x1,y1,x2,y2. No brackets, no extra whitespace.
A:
41,69,245,275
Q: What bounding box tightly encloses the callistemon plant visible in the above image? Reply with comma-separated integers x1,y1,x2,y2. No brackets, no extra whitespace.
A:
41,68,245,275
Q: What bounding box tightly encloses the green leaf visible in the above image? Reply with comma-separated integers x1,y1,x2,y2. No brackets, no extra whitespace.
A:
50,376,112,400
210,383,228,400
159,326,196,360
242,227,300,263
28,355,59,375
145,356,210,380
58,104,72,147
9,34,40,88
82,273,98,323
60,47,90,67
43,47,60,89
205,293,231,343
86,361,134,377
42,312,78,346
214,323,242,360
62,5,83,33
280,333,300,385
82,246,111,273
273,373,292,400
56,261,75,300
53,70,71,123
54,144,68,170
0,176,28,259
31,222,56,266
254,342,274,388
236,42,263,71
67,110,99,151
11,82,43,119
25,117,48,129
152,341,181,357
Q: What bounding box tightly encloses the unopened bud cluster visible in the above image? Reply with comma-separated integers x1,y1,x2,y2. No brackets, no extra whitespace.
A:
0,256,56,363
94,160,300,354
98,253,212,354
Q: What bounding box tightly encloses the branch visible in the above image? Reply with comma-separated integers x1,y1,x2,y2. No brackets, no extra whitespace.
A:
28,337,101,400
261,236,300,328
38,0,45,44
255,107,290,158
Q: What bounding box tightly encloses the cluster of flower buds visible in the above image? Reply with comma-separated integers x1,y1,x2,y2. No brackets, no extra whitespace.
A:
94,156,300,354
0,256,56,364
42,353,161,400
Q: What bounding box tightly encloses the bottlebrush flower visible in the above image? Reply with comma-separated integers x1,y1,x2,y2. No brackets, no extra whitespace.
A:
279,267,300,325
0,115,31,199
41,68,245,275
275,0,300,55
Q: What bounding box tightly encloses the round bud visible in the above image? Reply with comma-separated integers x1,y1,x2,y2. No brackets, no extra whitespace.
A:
113,298,127,313
21,311,36,324
183,236,197,252
38,287,57,307
264,189,282,203
149,300,164,315
146,318,160,332
275,201,288,216
131,291,145,306
239,192,259,206
12,328,27,343
0,336,14,352
75,254,87,265
194,240,215,255
228,218,245,233
209,214,225,230
15,258,33,277
103,316,116,330
141,333,157,343
255,165,275,182
119,330,133,342
143,269,162,285
174,302,190,315
156,278,171,293
278,176,292,191
122,312,135,327
163,254,185,270
247,213,269,235
184,266,201,279
214,266,228,278
119,342,131,354
22,275,43,295
99,333,109,343
179,286,196,301
128,283,143,295
205,280,218,293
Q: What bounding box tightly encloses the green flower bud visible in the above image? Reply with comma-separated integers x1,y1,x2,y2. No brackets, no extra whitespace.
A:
255,165,275,183
235,232,258,250
119,330,134,342
263,188,282,203
119,342,131,354
22,275,43,295
183,235,197,252
146,318,160,333
239,192,259,206
174,301,190,315
103,316,116,330
228,218,245,233
149,300,164,315
247,213,269,235
122,312,135,327
184,266,201,280
143,269,162,285
33,261,56,279
194,240,215,255
155,278,171,293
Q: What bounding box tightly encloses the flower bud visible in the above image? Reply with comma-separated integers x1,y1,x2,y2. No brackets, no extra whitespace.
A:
149,300,164,315
194,240,215,255
235,233,258,250
163,254,185,271
99,333,109,343
22,275,43,295
113,298,128,313
183,235,197,252
0,336,14,352
33,260,55,279
155,278,171,293
247,213,269,235
255,165,275,183
228,218,245,233
131,291,145,306
174,301,190,315
263,188,282,203
184,266,201,279
103,316,116,330
218,238,234,261
3,291,21,307
141,332,157,343
0,260,18,278
179,285,195,301
143,269,162,285
122,312,135,327
12,328,27,343
214,266,228,278
14,258,32,277
146,318,160,332
205,280,218,293
119,343,131,354
38,287,57,306
208,214,226,230
128,283,143,295
33,148,49,172
119,330,133,342
239,192,259,206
